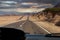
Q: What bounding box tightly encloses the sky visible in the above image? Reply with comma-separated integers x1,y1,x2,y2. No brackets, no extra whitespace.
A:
0,0,60,14
0,0,59,4
0,0,59,8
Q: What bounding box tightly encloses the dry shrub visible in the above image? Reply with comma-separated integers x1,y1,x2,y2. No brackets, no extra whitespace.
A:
55,21,60,26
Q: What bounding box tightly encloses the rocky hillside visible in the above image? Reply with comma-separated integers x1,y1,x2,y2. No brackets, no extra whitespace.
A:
32,8,60,26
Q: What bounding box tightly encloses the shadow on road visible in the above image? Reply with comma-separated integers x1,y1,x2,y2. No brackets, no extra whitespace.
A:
2,20,26,29
2,20,48,34
23,20,48,34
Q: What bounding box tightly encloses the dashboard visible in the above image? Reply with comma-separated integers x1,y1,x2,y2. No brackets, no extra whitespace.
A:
0,27,60,40
26,34,60,40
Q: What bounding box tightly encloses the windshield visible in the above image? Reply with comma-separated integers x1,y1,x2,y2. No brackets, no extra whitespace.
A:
0,0,60,36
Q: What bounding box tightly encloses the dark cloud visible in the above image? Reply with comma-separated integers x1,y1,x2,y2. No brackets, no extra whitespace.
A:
0,0,59,9
0,0,59,3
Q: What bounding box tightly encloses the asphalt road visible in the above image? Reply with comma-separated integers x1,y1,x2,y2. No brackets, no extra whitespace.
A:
3,16,49,34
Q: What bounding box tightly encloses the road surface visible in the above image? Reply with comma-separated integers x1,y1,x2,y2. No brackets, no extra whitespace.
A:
2,15,50,34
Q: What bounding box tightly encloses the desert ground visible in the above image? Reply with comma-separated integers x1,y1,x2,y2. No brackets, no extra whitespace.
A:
0,16,21,26
0,15,60,34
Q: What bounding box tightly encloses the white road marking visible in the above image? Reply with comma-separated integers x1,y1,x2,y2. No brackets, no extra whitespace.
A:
20,16,29,27
33,22,51,34
20,21,26,27
20,16,28,30
19,20,27,30
39,26,51,34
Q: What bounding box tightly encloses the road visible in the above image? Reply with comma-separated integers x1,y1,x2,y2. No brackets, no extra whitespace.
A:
2,15,50,34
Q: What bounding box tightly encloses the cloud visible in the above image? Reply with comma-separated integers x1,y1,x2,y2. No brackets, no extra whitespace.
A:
0,1,18,8
0,4,11,7
21,2,38,5
0,0,54,13
19,2,39,8
20,2,54,8
0,1,17,4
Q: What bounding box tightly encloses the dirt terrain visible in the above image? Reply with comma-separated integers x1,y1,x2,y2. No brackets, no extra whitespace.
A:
31,12,60,26
0,16,21,26
29,16,60,33
0,15,60,33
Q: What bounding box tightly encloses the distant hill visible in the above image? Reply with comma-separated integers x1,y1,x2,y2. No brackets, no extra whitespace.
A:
0,11,34,16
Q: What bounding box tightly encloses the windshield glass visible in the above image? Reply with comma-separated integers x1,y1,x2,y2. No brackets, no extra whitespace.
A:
0,0,60,35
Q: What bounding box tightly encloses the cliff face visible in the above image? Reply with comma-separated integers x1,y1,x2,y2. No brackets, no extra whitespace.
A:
32,12,60,26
